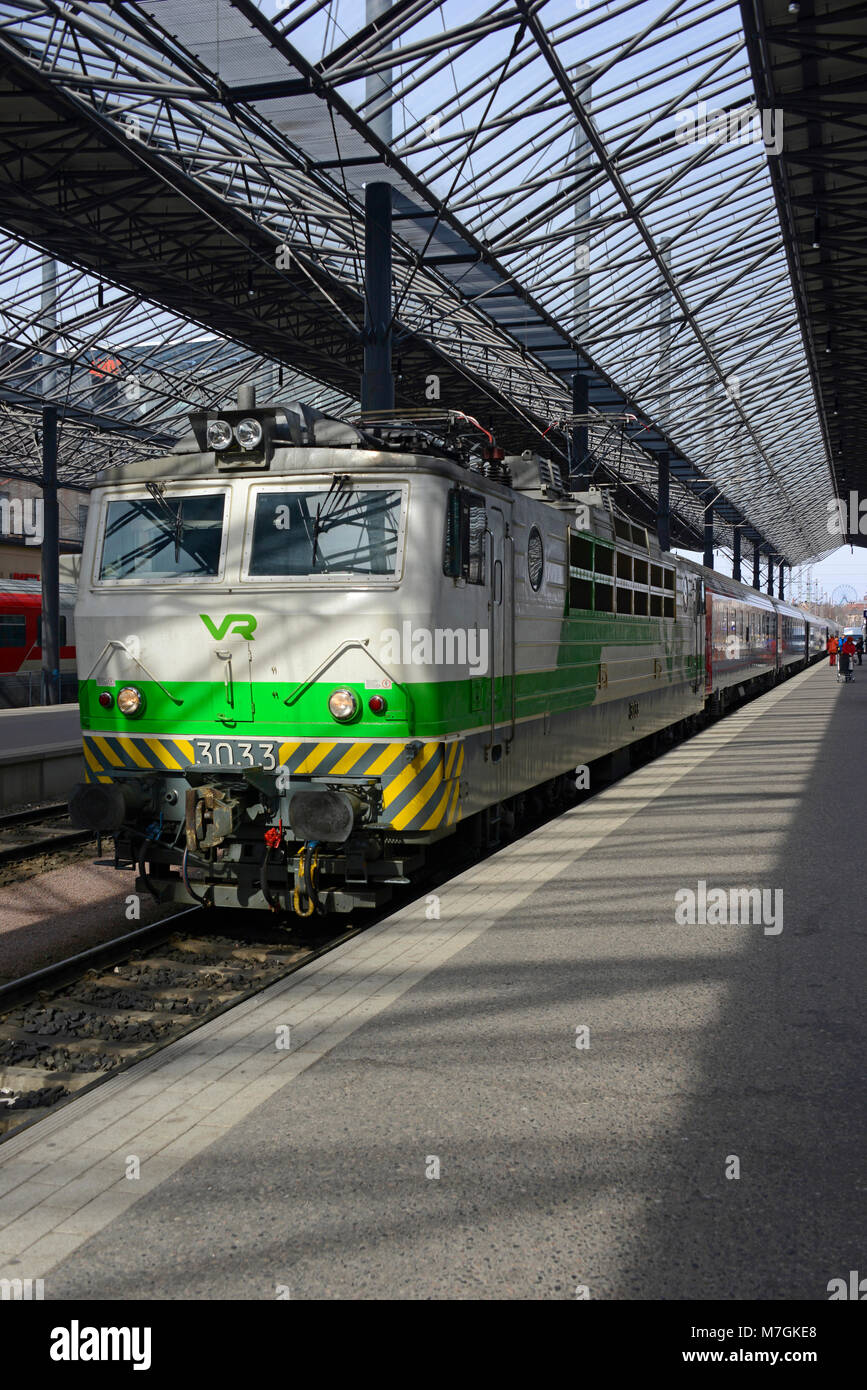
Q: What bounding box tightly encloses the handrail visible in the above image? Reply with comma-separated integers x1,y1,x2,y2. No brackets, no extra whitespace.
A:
84,639,184,706
282,637,415,731
484,528,496,752
504,532,517,750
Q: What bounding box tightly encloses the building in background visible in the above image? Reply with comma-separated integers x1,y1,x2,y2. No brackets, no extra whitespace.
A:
0,475,86,580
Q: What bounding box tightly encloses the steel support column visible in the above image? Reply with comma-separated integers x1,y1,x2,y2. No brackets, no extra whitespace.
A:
703,499,714,569
732,526,741,582
656,449,670,552
753,547,761,589
767,553,775,596
361,181,394,413
40,404,59,705
570,66,591,491
570,366,589,488
778,562,785,599
361,0,394,416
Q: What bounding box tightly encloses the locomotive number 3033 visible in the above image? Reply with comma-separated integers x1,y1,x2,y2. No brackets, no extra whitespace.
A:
193,739,278,769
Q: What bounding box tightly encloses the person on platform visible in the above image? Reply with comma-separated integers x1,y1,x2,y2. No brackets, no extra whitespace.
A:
856,635,864,667
828,634,838,667
839,634,857,681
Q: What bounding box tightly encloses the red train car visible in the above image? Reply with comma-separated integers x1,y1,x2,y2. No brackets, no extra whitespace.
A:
0,579,77,705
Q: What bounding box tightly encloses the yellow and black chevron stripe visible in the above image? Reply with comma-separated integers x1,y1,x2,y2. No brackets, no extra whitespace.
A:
82,733,464,832
82,733,194,781
381,739,463,831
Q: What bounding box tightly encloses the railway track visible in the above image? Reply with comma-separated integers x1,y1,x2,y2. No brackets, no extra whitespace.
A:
0,908,358,1143
0,801,93,873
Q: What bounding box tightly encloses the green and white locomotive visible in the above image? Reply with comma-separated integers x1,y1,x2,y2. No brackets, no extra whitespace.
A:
68,390,824,914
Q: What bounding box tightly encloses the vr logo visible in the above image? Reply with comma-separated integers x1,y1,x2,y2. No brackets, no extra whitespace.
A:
199,613,257,640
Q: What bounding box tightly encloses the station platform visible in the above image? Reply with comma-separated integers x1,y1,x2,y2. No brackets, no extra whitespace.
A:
0,703,80,755
0,659,862,1300
0,704,83,806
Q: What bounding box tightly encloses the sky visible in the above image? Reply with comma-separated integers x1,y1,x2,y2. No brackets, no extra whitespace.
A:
675,544,867,605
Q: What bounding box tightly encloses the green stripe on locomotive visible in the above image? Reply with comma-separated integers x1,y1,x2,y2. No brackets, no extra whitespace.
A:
79,610,701,741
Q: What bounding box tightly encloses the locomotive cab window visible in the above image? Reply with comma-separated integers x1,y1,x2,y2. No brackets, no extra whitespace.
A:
99,493,226,581
248,485,404,577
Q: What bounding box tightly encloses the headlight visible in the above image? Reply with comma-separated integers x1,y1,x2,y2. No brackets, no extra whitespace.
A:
235,416,263,450
116,686,144,716
328,688,359,722
206,418,233,450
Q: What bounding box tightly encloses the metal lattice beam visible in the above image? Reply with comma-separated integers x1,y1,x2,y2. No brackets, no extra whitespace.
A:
0,0,841,563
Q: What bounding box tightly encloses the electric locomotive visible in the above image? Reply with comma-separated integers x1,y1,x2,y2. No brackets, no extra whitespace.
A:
68,390,831,914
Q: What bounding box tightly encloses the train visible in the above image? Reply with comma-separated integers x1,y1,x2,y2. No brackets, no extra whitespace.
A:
0,579,78,706
67,390,837,915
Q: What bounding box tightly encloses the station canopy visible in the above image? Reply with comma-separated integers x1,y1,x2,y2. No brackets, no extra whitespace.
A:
741,0,867,551
0,0,842,564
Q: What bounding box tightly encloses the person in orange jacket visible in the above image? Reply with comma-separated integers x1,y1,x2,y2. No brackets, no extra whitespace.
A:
828,634,839,667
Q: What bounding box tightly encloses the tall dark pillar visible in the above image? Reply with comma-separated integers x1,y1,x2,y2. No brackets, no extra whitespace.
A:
778,563,785,599
732,526,741,582
703,499,714,569
753,547,761,590
40,405,59,706
570,366,589,489
360,182,394,414
657,449,670,552
767,553,774,596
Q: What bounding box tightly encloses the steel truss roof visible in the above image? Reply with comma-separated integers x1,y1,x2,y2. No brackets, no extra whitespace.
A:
741,0,867,549
0,0,838,563
0,237,354,485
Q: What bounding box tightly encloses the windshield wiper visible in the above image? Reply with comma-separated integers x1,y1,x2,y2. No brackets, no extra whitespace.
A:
311,500,324,570
146,482,184,562
310,474,351,570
